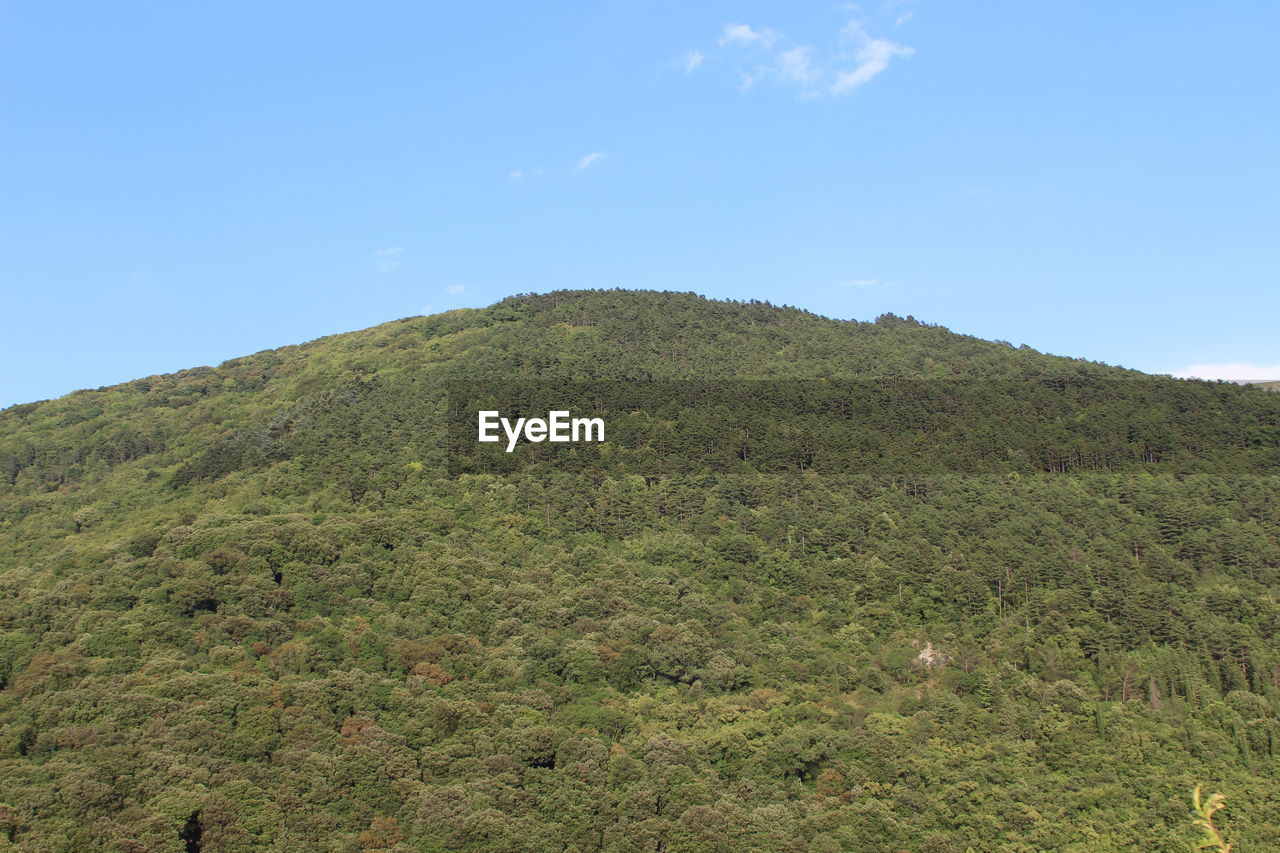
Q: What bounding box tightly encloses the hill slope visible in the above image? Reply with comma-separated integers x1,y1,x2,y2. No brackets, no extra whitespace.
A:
2,291,1279,851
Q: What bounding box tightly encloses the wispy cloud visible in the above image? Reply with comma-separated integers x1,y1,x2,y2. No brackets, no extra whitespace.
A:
884,0,918,25
445,284,466,295
374,247,404,271
577,152,607,172
777,46,820,84
505,159,594,182
830,25,914,96
1172,363,1280,381
679,50,705,74
686,14,912,99
719,23,779,48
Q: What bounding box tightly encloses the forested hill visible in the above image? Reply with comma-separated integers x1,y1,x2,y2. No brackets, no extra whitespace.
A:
2,290,1279,851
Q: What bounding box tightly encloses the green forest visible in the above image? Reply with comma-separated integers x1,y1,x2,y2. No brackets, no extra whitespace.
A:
1,291,1277,851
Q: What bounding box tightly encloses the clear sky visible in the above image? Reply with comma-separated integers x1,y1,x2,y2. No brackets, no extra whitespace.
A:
3,1,1278,407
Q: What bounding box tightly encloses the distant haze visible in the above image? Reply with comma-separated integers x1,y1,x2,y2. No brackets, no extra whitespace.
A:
1172,363,1280,382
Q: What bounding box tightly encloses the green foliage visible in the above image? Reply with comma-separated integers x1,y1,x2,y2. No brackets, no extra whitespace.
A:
1191,786,1231,852
1,291,1278,851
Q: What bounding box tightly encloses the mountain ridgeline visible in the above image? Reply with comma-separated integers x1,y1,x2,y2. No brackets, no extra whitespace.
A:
1,291,1278,851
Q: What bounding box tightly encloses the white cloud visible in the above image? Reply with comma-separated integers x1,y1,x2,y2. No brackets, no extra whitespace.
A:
830,35,914,96
777,46,820,84
680,50,705,73
576,152,607,172
374,247,404,271
842,278,884,287
689,16,911,99
1172,363,1280,381
505,160,595,181
445,284,466,295
719,23,778,48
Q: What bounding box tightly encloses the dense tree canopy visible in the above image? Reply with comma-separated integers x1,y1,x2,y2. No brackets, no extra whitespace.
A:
1,291,1277,851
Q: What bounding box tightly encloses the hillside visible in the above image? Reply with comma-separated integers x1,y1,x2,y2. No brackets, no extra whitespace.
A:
2,290,1279,851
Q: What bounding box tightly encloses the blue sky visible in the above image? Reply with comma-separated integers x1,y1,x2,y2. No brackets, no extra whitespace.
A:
3,1,1278,407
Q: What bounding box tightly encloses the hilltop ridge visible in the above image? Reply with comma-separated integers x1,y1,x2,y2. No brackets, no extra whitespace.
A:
4,288,1141,413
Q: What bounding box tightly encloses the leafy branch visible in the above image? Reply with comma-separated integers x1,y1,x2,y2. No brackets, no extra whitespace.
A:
1191,785,1231,852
